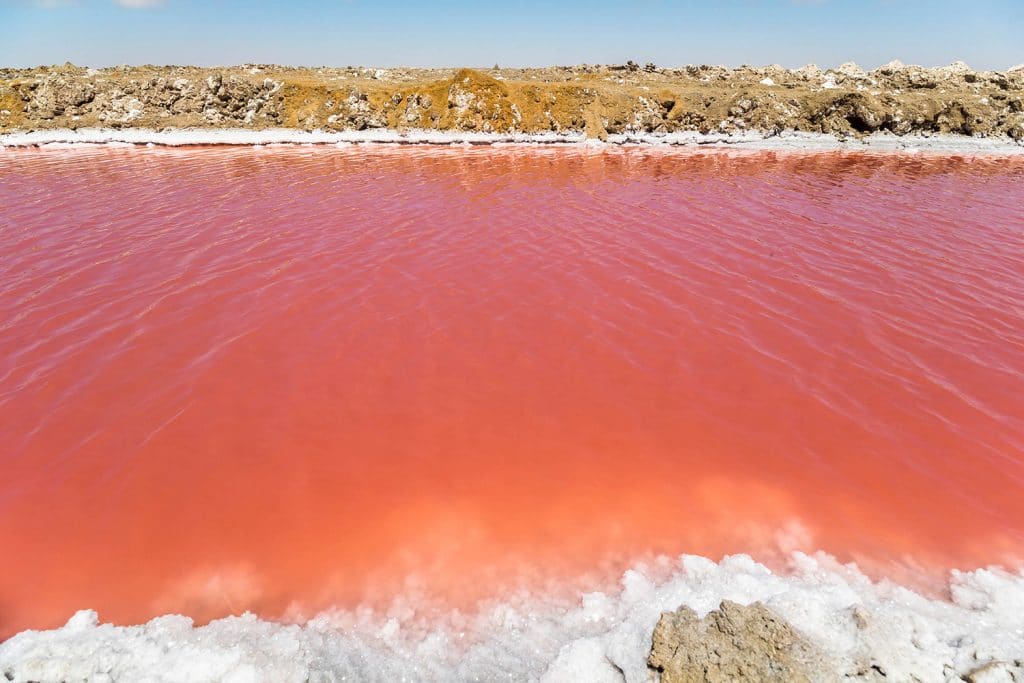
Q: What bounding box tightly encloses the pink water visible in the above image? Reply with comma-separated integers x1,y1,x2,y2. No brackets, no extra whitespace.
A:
1,145,1023,638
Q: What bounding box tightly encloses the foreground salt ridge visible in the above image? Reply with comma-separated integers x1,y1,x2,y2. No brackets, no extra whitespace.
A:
3,127,1024,154
3,553,1024,683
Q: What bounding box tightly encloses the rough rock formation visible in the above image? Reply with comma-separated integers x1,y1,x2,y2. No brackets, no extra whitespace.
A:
646,600,1024,682
2,61,1023,141
648,600,837,683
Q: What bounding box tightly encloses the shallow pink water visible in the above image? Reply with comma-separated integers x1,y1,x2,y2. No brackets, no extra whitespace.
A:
1,145,1023,636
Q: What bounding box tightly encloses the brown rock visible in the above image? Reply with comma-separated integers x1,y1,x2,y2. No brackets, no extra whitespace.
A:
648,600,837,683
583,108,608,140
963,661,1015,683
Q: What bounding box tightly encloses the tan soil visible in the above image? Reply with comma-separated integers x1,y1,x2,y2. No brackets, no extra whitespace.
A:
2,61,1023,140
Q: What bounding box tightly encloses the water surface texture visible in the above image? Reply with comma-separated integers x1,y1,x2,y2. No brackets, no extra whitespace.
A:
2,146,1023,637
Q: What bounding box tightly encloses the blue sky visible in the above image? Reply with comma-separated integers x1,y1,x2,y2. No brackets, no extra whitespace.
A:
1,0,1021,70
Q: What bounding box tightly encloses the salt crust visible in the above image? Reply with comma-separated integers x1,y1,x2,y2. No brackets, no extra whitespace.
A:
2,127,1024,155
2,552,1024,682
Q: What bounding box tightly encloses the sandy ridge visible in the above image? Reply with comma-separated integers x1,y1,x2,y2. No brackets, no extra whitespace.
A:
2,61,1023,146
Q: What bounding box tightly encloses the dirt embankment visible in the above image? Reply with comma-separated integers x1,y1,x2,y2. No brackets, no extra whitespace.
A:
1,61,1023,141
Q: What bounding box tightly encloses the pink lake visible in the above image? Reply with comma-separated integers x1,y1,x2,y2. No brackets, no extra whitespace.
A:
1,145,1023,637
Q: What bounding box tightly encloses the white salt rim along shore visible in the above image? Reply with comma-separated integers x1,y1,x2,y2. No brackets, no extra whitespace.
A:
1,127,1024,155
2,552,1024,683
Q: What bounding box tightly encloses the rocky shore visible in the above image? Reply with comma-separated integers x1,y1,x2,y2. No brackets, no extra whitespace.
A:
2,61,1023,143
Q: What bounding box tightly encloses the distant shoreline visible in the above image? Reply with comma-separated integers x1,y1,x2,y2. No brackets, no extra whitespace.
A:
2,62,1023,149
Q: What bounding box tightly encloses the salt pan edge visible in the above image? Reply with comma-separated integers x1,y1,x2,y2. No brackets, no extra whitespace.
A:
3,552,1024,682
2,127,1024,155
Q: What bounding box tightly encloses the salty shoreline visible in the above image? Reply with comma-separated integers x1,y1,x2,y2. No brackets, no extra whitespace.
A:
2,552,1024,682
4,128,1024,155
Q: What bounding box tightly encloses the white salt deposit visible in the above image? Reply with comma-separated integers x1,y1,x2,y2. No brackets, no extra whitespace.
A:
606,130,1024,155
3,552,1024,682
2,128,1023,155
0,127,584,147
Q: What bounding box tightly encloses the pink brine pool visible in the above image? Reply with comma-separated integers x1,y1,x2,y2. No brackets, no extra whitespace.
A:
1,145,1023,640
